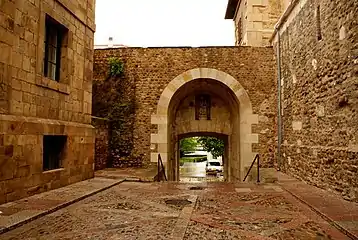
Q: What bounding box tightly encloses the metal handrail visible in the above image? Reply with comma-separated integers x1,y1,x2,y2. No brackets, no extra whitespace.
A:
157,154,167,182
243,154,260,183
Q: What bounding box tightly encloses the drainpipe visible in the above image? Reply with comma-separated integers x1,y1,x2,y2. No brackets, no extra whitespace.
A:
275,28,282,171
269,0,301,172
270,1,299,171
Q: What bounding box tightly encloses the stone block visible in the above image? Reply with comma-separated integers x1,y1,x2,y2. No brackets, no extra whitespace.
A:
0,42,12,64
0,157,15,181
6,189,28,202
151,115,167,125
292,121,302,131
189,68,200,80
150,134,167,144
15,165,31,178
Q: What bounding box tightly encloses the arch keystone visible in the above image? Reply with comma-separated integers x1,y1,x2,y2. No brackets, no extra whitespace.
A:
199,68,209,78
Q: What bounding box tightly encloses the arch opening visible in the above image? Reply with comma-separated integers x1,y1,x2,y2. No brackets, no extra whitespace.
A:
150,68,258,182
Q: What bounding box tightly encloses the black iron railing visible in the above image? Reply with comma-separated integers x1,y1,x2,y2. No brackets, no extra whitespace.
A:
243,154,260,183
157,154,167,182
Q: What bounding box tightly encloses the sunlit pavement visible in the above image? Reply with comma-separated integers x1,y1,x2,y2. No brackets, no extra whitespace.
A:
179,162,224,182
0,181,351,240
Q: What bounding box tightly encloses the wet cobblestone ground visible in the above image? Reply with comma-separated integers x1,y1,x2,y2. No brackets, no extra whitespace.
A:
0,182,351,239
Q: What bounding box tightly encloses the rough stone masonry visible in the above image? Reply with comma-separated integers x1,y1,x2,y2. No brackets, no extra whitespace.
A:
271,0,358,201
93,47,277,173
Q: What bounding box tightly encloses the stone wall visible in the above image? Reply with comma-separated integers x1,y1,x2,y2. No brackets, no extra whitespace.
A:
92,63,137,168
272,0,358,201
93,47,277,169
92,117,109,170
0,0,95,204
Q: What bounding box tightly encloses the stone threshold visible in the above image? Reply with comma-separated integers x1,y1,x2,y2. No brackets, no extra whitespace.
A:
0,177,134,235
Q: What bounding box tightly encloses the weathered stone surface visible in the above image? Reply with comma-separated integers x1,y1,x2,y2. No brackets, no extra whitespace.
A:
226,0,287,47
92,117,109,170
93,47,277,171
273,0,358,201
0,0,96,204
0,181,352,239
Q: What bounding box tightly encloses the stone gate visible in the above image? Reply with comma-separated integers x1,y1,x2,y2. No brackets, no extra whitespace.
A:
93,47,277,181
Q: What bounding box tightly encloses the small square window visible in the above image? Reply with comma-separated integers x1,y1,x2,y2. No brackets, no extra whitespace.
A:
43,135,67,171
43,15,68,81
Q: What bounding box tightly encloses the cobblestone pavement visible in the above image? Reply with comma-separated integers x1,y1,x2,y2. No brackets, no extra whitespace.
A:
0,182,352,240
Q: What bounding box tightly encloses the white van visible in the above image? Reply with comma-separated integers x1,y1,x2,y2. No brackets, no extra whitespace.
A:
205,159,223,175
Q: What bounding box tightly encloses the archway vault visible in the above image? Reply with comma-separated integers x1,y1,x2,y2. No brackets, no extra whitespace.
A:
150,68,259,181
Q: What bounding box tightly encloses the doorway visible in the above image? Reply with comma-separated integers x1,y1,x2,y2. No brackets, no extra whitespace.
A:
178,134,228,182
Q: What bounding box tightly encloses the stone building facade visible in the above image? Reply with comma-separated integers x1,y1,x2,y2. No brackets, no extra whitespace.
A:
225,0,290,47
271,0,358,201
93,47,277,181
0,0,96,204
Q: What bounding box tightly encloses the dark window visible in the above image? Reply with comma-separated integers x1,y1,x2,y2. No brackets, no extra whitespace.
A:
43,15,68,81
316,5,322,40
209,162,221,166
43,135,67,171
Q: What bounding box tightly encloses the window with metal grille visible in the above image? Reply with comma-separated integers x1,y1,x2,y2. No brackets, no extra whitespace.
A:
43,15,68,81
43,135,67,171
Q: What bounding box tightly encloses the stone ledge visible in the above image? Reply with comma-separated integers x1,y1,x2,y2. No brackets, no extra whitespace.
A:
42,168,65,174
0,114,94,129
35,76,70,95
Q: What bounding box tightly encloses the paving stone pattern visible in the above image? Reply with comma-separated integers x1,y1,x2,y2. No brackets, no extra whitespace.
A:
0,177,124,233
0,182,351,240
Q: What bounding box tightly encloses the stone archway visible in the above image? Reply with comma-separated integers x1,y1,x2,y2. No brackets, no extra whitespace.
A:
150,68,258,181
